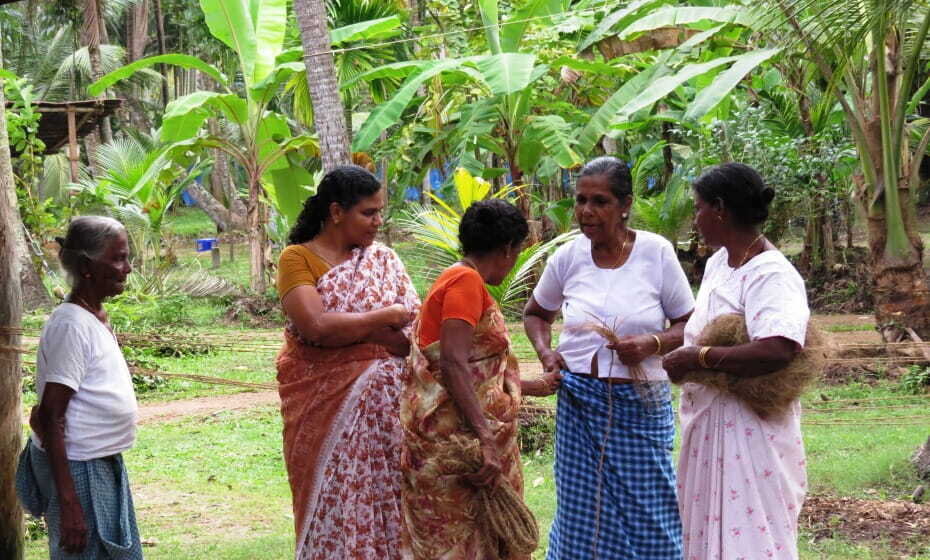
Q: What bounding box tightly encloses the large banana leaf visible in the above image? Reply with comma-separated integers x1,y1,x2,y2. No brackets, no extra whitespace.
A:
619,5,760,39
331,15,402,45
256,112,291,173
340,61,432,91
269,159,316,227
524,115,582,169
577,0,666,52
199,0,258,86
352,58,479,152
160,91,248,143
684,47,781,121
575,54,671,156
501,0,567,52
472,53,537,95
478,0,502,54
251,0,287,85
88,54,228,96
613,56,740,122
250,61,305,103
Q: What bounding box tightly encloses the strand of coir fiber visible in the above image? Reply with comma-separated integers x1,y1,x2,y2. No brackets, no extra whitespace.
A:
432,435,538,560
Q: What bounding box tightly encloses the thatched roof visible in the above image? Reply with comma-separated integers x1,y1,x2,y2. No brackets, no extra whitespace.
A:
5,98,124,155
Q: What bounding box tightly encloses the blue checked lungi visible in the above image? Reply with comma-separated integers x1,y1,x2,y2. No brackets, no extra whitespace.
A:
546,372,682,560
16,440,143,560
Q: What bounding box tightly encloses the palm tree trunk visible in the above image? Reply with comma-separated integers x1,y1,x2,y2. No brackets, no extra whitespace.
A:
126,0,150,130
293,0,351,171
82,0,113,143
153,0,170,108
0,35,24,560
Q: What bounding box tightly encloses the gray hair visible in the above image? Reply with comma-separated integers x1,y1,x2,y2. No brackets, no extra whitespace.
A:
57,216,126,279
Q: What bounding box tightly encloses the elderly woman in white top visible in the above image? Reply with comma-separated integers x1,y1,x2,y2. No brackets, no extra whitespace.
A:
524,157,694,559
663,163,809,560
16,216,143,560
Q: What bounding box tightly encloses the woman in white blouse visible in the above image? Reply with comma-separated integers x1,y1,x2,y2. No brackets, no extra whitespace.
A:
663,163,809,560
16,216,143,560
524,157,694,559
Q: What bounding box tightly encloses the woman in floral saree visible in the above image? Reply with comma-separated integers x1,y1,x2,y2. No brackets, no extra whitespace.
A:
401,200,561,559
276,165,420,560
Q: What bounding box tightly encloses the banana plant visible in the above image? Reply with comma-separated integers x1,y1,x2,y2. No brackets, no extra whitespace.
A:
573,4,782,156
88,0,388,293
397,167,577,314
348,0,582,216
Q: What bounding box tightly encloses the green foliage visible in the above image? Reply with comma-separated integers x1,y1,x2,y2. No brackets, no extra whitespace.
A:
900,366,930,395
398,168,577,315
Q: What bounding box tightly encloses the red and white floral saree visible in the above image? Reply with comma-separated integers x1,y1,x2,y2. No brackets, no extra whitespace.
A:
276,242,420,560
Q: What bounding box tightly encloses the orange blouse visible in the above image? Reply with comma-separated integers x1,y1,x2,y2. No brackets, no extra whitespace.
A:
276,244,331,299
417,265,495,348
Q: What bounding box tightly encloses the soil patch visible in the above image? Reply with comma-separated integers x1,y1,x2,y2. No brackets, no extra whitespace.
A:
138,391,280,424
790,247,873,314
223,296,285,328
801,494,930,556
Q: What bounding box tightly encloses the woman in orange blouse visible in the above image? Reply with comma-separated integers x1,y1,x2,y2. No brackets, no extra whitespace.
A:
275,165,420,559
401,199,561,559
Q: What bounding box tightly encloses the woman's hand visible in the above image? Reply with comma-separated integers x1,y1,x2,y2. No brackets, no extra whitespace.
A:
59,497,88,554
522,370,563,397
537,348,567,376
381,303,415,330
367,326,411,357
608,334,658,366
662,346,700,383
465,438,503,488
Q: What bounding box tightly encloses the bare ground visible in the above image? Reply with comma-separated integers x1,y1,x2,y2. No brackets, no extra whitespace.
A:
137,391,280,425
801,494,930,556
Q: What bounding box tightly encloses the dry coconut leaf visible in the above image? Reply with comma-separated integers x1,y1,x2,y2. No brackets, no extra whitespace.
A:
675,314,831,419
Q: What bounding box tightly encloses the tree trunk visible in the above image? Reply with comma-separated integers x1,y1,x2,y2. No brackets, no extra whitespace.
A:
293,0,351,172
126,0,150,131
185,183,243,232
82,0,113,143
0,35,25,560
15,225,50,311
247,172,267,293
153,0,170,108
859,180,930,341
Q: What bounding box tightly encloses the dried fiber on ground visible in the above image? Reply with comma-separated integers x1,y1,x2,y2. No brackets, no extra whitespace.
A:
675,314,830,418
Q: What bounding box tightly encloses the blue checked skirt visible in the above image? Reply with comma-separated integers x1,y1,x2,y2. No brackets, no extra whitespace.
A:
16,441,143,560
546,372,682,560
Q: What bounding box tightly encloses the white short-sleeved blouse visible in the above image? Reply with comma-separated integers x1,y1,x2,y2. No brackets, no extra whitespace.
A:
533,230,695,380
683,247,810,349
31,303,138,460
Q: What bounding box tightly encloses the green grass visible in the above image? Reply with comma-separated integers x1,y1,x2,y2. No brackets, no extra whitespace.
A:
163,207,217,239
824,324,876,333
23,402,928,559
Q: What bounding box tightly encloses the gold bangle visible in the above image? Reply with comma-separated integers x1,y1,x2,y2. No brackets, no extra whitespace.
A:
651,334,662,355
698,346,712,369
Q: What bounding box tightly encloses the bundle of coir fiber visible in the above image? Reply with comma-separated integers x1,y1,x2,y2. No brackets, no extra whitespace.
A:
433,435,539,560
675,313,830,419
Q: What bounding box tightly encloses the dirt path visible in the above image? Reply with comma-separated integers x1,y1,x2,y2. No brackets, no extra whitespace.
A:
137,390,280,424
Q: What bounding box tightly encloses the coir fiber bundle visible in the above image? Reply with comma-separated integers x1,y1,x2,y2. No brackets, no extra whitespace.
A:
675,313,830,419
433,436,539,560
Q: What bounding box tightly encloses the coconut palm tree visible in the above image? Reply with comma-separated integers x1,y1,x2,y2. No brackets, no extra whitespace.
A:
767,0,930,341
0,31,24,560
293,0,351,170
